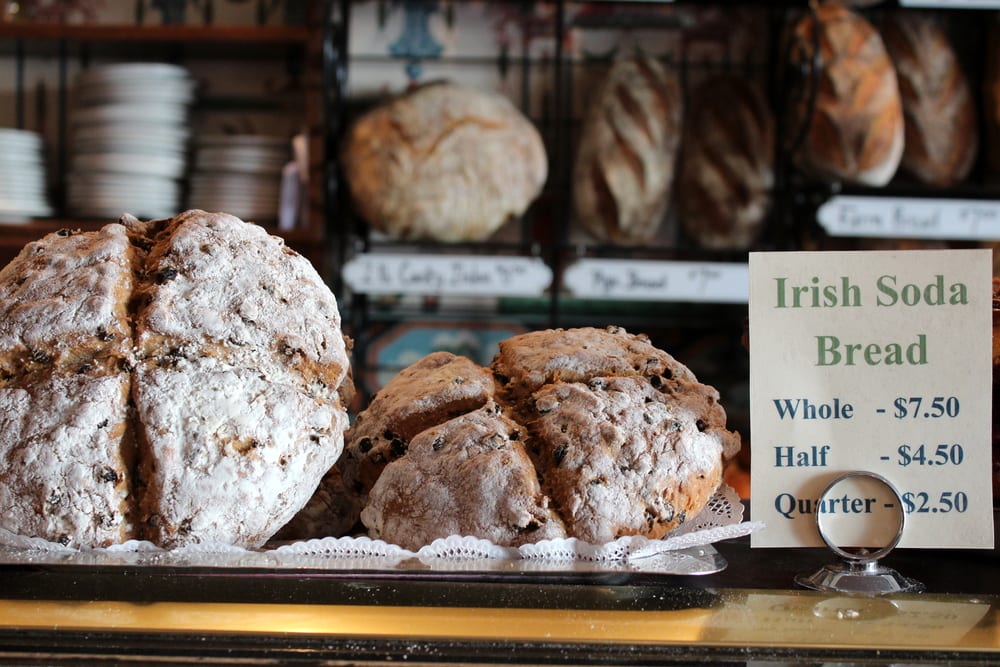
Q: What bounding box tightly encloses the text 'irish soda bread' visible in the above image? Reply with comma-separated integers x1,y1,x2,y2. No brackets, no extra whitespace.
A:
0,210,352,549
289,327,740,551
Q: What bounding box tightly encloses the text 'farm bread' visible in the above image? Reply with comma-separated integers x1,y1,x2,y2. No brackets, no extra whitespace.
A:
678,74,775,250
573,56,683,245
785,2,903,187
288,326,740,551
341,81,548,243
882,12,978,187
0,210,352,549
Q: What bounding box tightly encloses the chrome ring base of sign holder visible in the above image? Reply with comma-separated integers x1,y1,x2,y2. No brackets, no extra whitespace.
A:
795,470,925,595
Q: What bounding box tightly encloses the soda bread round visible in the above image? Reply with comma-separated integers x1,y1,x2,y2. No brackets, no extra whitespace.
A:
288,326,740,548
0,210,352,549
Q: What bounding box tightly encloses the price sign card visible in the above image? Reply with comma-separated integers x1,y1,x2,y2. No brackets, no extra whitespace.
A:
749,249,994,549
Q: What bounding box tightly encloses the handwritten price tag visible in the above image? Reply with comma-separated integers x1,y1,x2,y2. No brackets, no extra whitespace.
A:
563,258,748,303
342,253,552,297
749,249,994,549
817,195,1000,240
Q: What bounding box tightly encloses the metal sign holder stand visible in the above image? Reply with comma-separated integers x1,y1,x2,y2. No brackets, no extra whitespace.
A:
795,471,925,595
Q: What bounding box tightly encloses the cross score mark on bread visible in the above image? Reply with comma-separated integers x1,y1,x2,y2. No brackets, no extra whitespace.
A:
0,210,352,549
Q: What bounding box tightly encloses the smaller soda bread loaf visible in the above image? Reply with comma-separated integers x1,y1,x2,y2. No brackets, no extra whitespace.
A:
882,12,978,187
287,326,740,548
341,82,548,243
572,56,682,244
785,2,903,186
677,74,774,249
0,210,352,549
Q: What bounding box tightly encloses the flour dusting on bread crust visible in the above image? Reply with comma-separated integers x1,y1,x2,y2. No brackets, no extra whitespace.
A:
0,211,351,549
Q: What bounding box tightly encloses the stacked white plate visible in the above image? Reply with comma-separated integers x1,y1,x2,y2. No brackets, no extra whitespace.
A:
187,134,289,223
67,63,195,220
0,129,53,223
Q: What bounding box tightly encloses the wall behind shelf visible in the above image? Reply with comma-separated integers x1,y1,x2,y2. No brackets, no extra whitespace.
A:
0,0,324,270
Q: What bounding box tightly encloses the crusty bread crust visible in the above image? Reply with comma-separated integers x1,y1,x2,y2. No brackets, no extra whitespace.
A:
678,74,774,250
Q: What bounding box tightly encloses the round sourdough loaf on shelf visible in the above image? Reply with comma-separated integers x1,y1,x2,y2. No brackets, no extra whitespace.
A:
785,2,904,187
341,81,548,243
572,56,682,244
882,12,978,187
0,210,352,549
677,74,775,250
287,327,741,551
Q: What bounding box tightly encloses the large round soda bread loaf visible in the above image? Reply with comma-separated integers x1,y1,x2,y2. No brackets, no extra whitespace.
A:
0,210,352,549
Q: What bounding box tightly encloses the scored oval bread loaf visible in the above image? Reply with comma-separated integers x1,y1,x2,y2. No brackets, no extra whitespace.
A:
0,210,353,549
785,1,904,186
287,327,740,549
341,81,548,243
882,12,978,187
678,74,775,250
572,56,682,245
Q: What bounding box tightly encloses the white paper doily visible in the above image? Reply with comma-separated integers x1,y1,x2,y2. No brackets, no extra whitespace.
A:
0,484,764,574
